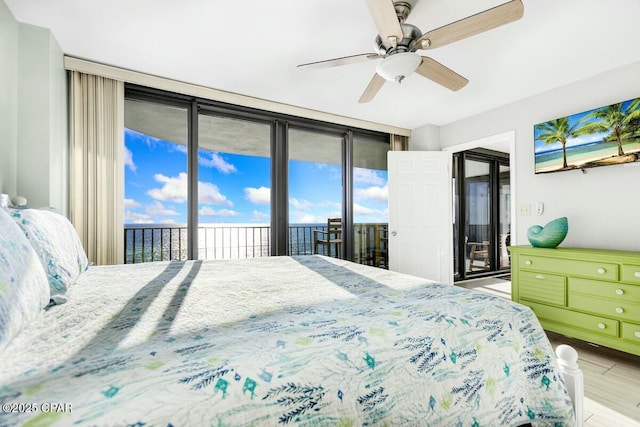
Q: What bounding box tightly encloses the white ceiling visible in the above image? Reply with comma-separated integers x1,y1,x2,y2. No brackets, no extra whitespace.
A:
6,0,640,130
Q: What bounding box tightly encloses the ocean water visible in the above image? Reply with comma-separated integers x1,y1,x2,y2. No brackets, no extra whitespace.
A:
124,223,386,264
124,223,332,264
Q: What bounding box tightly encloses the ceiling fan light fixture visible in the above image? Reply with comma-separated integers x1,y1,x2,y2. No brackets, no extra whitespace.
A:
375,52,421,83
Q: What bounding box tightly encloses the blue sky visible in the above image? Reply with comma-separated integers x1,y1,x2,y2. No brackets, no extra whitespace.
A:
124,129,388,225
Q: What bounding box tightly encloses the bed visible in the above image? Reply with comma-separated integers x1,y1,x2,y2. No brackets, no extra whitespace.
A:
0,208,579,426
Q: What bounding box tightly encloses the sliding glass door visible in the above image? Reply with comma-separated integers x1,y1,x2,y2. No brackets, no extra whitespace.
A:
197,113,272,259
499,164,511,269
353,135,389,268
453,149,510,280
465,158,491,275
123,84,391,266
288,128,343,257
123,97,190,263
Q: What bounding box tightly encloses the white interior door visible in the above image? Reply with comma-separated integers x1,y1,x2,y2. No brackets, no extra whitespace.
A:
388,151,453,285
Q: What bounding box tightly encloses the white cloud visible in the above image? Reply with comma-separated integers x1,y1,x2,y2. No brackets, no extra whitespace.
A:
245,186,270,205
199,207,240,217
200,181,233,205
124,210,153,224
199,152,237,174
298,214,320,224
217,209,239,216
354,168,385,185
354,203,376,216
147,173,232,206
147,173,187,202
124,198,141,209
124,146,137,172
174,144,188,154
146,201,180,216
289,198,313,211
355,185,388,202
252,210,270,221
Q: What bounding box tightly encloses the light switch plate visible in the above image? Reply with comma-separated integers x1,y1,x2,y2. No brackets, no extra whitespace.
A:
519,204,531,216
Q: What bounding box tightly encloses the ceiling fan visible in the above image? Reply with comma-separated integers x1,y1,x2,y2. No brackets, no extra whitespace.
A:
297,0,524,103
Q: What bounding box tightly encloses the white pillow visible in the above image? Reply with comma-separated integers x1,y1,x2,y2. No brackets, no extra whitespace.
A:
4,208,90,295
0,208,50,349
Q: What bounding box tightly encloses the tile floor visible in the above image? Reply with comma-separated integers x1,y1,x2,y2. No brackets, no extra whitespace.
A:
458,276,640,426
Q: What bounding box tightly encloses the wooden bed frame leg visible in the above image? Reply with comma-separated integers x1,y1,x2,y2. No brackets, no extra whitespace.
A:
556,344,584,427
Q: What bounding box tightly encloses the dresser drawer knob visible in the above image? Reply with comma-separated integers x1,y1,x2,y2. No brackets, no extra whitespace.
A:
525,260,532,266
635,331,640,338
597,268,606,274
616,289,624,296
535,274,545,280
597,323,606,329
635,272,640,278
615,307,624,314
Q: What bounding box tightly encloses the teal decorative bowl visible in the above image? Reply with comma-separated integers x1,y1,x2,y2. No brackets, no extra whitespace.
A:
527,217,568,248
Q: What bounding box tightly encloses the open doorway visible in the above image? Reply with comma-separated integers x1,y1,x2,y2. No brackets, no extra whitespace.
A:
453,149,510,280
443,131,516,282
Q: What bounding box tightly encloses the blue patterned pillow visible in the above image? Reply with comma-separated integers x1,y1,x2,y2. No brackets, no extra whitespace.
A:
4,208,90,295
0,209,50,349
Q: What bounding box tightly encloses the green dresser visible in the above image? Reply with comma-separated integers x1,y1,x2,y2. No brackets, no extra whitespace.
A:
509,245,640,356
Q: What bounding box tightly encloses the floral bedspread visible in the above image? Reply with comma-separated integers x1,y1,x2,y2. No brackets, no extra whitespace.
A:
0,256,574,426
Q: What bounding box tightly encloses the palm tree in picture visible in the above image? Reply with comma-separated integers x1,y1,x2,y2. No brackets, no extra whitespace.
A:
535,116,590,170
581,99,640,156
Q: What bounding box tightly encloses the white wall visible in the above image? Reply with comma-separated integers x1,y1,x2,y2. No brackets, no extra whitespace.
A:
0,0,18,197
412,60,640,251
410,124,440,151
0,1,68,213
17,23,68,212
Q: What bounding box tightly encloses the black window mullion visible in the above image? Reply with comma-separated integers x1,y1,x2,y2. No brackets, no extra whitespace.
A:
271,120,288,256
187,100,199,260
456,152,467,280
489,159,500,271
343,131,354,261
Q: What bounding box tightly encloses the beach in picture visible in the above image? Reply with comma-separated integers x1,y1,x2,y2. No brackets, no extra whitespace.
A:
534,97,640,173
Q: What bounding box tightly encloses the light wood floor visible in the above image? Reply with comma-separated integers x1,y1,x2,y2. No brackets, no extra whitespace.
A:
458,277,640,426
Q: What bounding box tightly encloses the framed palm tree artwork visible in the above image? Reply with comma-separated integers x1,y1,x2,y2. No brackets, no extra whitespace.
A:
534,97,640,173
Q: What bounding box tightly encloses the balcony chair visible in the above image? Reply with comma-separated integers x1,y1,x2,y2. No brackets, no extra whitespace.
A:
468,240,490,270
313,218,342,258
374,226,388,268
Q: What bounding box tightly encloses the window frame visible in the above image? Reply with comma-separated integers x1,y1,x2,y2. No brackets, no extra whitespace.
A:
124,83,389,261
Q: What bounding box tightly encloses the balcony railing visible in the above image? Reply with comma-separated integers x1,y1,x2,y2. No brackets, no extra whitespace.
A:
124,223,388,268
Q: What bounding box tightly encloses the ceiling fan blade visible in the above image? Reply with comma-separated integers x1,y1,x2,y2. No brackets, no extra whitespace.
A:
297,53,379,70
359,73,386,103
416,0,524,50
365,0,404,45
415,57,468,91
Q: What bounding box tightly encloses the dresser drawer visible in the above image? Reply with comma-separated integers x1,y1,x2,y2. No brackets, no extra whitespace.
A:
568,277,640,301
518,255,618,281
527,301,619,337
621,322,640,345
519,271,566,306
569,293,640,323
621,264,640,285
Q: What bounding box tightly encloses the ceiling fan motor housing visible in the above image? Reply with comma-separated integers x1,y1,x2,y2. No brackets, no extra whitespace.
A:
374,23,422,56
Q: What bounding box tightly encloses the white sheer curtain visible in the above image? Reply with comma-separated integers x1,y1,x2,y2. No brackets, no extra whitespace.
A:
69,71,124,265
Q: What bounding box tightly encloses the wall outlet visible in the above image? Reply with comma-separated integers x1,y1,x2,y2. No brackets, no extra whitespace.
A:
519,204,531,216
